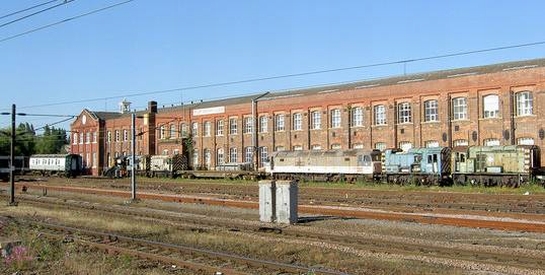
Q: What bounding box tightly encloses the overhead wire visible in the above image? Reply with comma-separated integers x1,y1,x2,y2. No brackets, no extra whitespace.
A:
0,0,75,29
12,40,545,111
0,0,59,20
0,0,134,44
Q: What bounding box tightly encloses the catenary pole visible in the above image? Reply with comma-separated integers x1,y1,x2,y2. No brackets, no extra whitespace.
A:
9,104,16,206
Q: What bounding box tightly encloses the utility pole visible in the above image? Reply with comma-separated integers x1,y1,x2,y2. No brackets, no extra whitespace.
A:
9,104,17,206
131,112,137,201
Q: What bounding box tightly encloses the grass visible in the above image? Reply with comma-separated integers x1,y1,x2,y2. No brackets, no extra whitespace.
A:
1,203,459,275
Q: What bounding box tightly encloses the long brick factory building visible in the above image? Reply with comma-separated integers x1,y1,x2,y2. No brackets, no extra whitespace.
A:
71,58,545,176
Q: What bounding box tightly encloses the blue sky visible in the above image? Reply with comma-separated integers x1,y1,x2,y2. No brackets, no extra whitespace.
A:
1,0,544,132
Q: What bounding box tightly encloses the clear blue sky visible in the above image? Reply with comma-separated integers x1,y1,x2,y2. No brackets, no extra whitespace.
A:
1,0,544,132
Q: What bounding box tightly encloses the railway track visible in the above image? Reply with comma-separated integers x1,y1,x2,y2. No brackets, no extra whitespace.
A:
5,182,545,233
4,193,545,274
6,214,345,275
31,177,545,215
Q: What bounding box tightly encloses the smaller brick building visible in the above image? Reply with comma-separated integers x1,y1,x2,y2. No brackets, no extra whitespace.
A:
71,58,545,176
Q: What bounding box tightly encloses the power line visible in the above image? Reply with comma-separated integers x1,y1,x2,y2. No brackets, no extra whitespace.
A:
0,0,75,30
13,40,545,111
0,0,134,44
0,0,59,20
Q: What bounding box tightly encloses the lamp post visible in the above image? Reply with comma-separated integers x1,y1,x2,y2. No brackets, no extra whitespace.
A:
252,92,270,171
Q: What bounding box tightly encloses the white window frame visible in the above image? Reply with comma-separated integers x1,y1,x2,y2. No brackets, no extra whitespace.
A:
351,107,364,127
217,148,224,165
243,117,253,134
330,109,341,128
516,91,533,116
216,120,224,136
397,102,412,124
484,138,500,146
169,124,176,139
483,94,500,118
192,122,199,136
204,121,211,137
453,139,468,147
374,105,386,125
275,114,285,131
425,140,439,148
244,146,253,163
517,137,534,145
452,97,468,120
293,113,302,131
399,141,413,152
424,100,438,122
311,111,321,129
229,118,238,135
259,116,268,133
229,147,238,163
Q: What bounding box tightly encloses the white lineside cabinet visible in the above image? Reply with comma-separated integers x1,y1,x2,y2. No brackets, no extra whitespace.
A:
275,180,298,224
258,180,276,223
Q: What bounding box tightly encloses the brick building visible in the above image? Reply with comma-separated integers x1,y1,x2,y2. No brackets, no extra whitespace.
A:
71,58,545,176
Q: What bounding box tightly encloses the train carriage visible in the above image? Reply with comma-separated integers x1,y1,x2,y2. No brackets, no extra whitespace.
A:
29,154,83,177
265,149,382,182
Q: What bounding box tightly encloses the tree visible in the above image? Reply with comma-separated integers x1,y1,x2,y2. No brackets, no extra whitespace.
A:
0,124,68,156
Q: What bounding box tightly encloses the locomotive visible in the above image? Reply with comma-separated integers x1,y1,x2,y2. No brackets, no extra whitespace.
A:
264,149,382,182
264,145,544,187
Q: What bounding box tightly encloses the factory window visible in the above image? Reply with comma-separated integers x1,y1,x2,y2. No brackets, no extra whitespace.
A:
293,145,303,151
192,122,199,136
259,147,268,166
293,113,302,131
80,132,84,144
216,120,224,136
162,149,169,155
483,138,500,146
173,149,180,155
259,116,268,133
330,109,341,128
424,100,438,122
517,137,535,145
374,105,386,125
311,144,322,151
229,147,237,163
275,114,285,131
204,149,211,169
193,149,199,167
229,118,238,135
115,130,120,142
483,94,500,118
244,146,253,163
243,117,253,134
86,132,91,144
92,153,97,168
216,148,224,165
311,111,321,129
107,131,111,143
204,121,211,137
73,133,78,144
170,124,176,138
397,102,412,124
452,97,468,120
275,146,285,152
399,141,412,152
425,140,439,148
159,126,165,140
353,143,364,149
331,143,341,150
180,123,188,137
374,142,386,151
93,132,97,143
515,91,533,116
453,139,468,147
351,107,364,127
